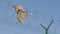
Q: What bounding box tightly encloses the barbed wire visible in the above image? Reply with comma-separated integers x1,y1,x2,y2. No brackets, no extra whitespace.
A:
0,0,60,34
0,28,21,34
0,17,40,32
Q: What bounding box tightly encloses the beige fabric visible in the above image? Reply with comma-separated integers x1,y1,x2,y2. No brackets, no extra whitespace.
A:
13,5,29,24
13,5,24,12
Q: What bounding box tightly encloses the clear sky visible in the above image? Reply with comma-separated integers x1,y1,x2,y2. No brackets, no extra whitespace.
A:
0,0,60,34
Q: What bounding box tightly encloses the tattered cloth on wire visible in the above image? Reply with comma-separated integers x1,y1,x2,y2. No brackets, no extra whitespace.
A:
13,5,30,24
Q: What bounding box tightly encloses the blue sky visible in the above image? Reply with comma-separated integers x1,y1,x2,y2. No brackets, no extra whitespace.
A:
0,0,60,34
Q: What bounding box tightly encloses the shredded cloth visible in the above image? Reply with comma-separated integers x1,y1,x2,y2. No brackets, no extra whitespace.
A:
13,5,30,24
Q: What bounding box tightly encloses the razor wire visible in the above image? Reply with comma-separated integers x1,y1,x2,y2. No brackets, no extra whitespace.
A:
0,0,60,34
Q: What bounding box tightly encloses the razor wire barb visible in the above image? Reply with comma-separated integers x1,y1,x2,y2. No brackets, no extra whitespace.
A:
40,18,54,34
